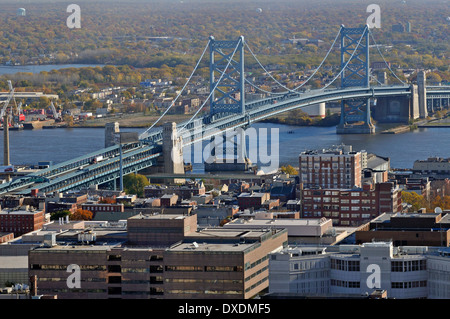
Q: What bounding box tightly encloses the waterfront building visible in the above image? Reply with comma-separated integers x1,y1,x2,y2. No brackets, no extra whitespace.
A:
298,145,363,189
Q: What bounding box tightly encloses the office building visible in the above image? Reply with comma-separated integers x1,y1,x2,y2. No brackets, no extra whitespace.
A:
28,213,288,299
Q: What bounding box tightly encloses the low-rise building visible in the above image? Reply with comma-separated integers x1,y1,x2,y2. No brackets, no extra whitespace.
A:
237,192,270,210
355,212,450,247
0,207,45,237
301,182,403,226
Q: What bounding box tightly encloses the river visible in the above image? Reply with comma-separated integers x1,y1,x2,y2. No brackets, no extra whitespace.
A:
0,64,106,75
0,123,448,171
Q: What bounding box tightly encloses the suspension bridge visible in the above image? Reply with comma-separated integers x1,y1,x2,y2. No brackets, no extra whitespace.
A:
1,25,449,196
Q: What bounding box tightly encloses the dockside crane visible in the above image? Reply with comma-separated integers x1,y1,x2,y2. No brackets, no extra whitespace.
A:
50,101,61,121
0,80,15,123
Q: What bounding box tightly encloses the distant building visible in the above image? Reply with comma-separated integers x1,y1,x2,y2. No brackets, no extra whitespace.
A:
413,157,450,174
144,181,205,200
392,23,405,33
16,8,26,16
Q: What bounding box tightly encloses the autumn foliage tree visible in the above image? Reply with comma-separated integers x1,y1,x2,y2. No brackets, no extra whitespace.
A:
71,209,93,221
402,191,450,212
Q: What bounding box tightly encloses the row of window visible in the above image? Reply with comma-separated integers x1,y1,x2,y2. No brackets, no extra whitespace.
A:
391,260,427,272
391,281,427,289
331,279,360,288
328,259,427,272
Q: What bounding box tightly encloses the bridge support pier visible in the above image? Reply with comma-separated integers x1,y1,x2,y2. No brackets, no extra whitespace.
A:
336,98,376,134
417,71,427,118
163,122,185,184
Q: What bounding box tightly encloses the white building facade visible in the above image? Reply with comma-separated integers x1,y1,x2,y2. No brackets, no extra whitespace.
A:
269,242,449,299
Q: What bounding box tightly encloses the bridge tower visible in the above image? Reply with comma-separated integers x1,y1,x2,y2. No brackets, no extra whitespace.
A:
209,36,245,116
162,122,185,184
417,70,428,118
336,26,376,134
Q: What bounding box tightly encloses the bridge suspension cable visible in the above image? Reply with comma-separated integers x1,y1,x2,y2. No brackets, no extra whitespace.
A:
243,25,343,95
368,29,407,85
321,25,369,90
139,39,211,139
178,37,243,134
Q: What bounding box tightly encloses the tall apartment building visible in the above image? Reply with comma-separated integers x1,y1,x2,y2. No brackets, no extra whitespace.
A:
28,213,288,299
299,145,363,189
301,182,403,226
268,242,450,299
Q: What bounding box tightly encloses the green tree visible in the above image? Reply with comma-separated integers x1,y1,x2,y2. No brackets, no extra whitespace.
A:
50,210,71,221
123,173,150,197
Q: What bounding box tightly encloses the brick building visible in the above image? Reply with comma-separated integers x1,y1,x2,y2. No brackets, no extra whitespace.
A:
299,145,363,189
301,182,403,226
0,207,45,237
237,192,270,210
81,203,124,214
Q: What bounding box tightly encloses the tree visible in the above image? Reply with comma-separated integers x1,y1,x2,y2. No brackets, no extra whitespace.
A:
280,165,298,175
71,208,93,221
401,191,428,212
50,210,71,221
123,173,150,197
63,114,74,127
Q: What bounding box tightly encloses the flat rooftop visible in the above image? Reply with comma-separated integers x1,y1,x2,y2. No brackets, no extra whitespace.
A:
225,218,329,227
128,213,189,220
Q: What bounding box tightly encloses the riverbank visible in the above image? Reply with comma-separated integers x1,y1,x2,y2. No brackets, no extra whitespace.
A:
72,112,192,129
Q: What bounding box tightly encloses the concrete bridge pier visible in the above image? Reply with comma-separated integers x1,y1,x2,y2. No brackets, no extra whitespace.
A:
371,85,420,124
162,122,185,183
336,98,376,134
417,71,427,118
139,122,185,183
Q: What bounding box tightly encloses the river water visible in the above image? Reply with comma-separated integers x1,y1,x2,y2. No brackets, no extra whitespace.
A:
0,64,106,75
0,123,448,171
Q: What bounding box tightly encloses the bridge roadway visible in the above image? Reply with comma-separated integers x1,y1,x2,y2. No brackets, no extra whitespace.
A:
2,84,450,195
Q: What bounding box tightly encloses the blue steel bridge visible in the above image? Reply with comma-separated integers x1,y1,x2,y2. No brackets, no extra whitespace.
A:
1,25,449,196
